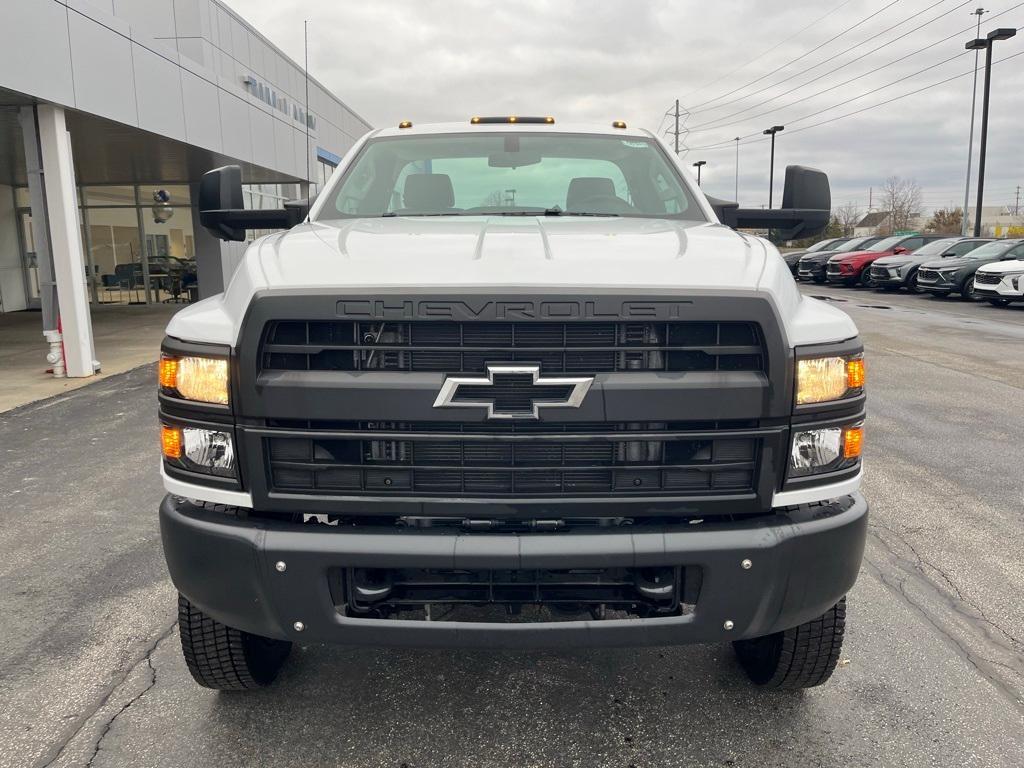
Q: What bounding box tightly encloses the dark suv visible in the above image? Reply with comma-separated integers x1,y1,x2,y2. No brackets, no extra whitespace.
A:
869,237,990,292
917,239,1024,299
797,236,881,283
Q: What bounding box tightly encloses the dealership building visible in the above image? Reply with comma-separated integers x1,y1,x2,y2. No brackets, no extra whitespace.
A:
0,0,369,377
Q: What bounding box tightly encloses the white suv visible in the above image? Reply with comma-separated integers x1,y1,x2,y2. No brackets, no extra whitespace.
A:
973,243,1024,306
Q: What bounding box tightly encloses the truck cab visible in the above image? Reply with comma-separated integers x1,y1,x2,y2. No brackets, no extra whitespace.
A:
158,118,867,692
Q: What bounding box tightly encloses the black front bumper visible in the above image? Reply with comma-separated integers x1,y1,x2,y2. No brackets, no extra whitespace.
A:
160,492,868,648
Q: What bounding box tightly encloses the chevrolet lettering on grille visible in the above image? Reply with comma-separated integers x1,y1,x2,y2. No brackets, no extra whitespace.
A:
433,364,594,420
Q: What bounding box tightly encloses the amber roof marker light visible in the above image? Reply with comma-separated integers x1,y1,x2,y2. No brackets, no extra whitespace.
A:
612,120,627,129
470,116,556,125
398,120,413,129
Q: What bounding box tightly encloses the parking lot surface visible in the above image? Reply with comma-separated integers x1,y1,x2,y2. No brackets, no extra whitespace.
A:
3,285,1023,768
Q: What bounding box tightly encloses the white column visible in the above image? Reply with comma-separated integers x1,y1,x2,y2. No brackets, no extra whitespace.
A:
36,105,96,378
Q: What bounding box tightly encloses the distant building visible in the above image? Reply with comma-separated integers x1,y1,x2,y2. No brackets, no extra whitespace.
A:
853,210,925,237
967,206,1024,238
0,0,371,378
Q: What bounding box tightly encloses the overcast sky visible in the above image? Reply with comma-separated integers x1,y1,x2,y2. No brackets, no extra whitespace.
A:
229,0,1023,216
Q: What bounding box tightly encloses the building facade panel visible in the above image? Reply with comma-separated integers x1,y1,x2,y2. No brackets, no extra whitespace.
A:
1,3,76,108
180,69,223,153
67,7,139,127
133,43,188,142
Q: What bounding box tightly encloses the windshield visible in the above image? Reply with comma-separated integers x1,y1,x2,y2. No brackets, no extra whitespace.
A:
963,241,1014,259
868,236,904,252
315,133,704,220
833,237,878,253
807,238,846,252
908,238,959,257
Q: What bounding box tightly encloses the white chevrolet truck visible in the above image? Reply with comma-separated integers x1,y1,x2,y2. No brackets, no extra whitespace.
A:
157,118,867,691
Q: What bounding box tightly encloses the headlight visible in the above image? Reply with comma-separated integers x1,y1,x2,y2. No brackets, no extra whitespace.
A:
796,355,865,405
789,424,863,477
159,354,229,404
161,425,236,477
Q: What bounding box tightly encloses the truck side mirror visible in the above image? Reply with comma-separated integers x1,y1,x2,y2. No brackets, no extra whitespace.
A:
198,166,246,241
198,165,308,242
713,165,831,240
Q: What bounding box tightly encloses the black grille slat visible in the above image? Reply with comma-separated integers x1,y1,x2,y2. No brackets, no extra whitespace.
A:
260,321,765,373
265,431,758,498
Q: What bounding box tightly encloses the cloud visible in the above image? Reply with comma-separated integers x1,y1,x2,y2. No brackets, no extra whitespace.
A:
229,0,1024,213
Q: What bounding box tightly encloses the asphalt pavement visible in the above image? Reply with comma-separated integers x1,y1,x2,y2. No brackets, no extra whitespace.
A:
2,284,1023,768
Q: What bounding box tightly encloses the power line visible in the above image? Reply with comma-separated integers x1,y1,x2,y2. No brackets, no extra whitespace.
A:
679,0,857,101
684,47,1024,151
688,44,973,135
687,0,903,111
687,0,988,131
688,0,964,119
784,48,1024,136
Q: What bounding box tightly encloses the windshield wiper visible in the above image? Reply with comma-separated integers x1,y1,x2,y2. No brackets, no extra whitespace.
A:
381,212,466,217
486,207,620,217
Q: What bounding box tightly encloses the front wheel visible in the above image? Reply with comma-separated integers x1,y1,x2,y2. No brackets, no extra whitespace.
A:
907,271,922,294
859,271,875,289
960,276,977,301
178,594,292,690
733,598,846,689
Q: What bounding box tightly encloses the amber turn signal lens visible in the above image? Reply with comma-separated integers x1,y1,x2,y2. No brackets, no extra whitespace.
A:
161,425,183,460
158,356,178,389
846,358,865,389
843,426,864,460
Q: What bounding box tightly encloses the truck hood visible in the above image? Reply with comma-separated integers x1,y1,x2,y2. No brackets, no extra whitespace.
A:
167,215,860,349
254,216,765,291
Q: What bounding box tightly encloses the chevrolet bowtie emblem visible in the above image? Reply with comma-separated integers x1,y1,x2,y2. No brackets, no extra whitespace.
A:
433,364,594,420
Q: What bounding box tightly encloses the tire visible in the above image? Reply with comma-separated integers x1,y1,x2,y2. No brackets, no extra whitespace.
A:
733,598,846,690
907,271,922,294
988,298,1010,307
812,276,826,284
960,276,976,301
859,271,875,289
178,593,292,690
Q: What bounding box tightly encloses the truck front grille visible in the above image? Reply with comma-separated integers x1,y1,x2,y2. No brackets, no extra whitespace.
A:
917,268,943,283
260,320,765,374
265,421,759,498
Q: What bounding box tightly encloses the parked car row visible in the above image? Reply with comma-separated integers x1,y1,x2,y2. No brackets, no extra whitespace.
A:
793,235,1024,306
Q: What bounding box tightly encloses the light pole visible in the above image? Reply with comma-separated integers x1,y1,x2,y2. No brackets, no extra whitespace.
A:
763,125,785,208
966,28,1017,237
692,160,706,186
734,137,740,202
961,8,987,235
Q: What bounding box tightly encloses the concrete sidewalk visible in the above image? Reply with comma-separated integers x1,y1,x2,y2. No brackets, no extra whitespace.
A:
0,304,182,412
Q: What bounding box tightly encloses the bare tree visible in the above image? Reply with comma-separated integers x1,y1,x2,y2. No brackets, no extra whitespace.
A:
834,202,862,236
879,176,922,234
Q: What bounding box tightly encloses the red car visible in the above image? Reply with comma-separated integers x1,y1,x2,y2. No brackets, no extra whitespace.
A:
825,234,946,287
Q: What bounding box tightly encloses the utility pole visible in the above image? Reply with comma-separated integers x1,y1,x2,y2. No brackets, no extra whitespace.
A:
868,187,872,209
1015,185,1020,216
961,8,986,236
763,125,784,208
968,28,1017,237
734,137,740,202
674,99,680,155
